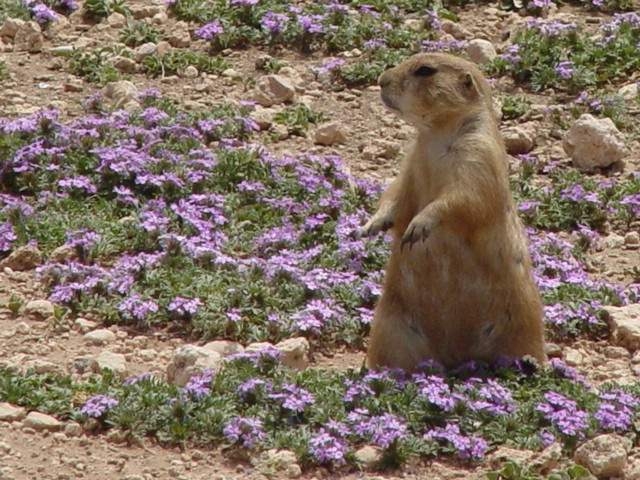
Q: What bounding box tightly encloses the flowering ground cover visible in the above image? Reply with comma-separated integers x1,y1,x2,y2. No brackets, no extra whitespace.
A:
0,0,639,477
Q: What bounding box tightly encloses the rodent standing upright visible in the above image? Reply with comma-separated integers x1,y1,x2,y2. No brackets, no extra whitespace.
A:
363,52,546,371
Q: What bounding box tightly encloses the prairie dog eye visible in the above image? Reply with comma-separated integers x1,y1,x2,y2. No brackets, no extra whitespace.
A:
414,65,437,77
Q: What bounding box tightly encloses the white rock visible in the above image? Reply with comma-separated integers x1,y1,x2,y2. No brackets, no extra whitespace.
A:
24,299,55,319
355,445,382,469
106,12,126,28
110,56,137,74
202,340,244,357
257,449,299,474
0,18,26,38
253,75,296,107
24,412,63,431
64,422,82,437
0,403,26,422
74,318,98,333
103,80,140,110
250,108,276,130
245,342,274,353
605,304,640,351
48,245,76,263
274,337,310,370
574,434,629,478
14,21,42,53
168,24,191,48
603,233,625,249
466,39,497,65
92,351,127,376
563,114,627,171
134,42,157,62
166,345,223,386
83,329,116,345
315,122,348,146
502,124,537,155
618,83,639,101
625,231,640,248
0,245,42,271
182,65,199,78
23,359,61,375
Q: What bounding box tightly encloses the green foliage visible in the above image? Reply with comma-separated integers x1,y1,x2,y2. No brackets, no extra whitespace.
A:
487,462,595,480
83,0,129,21
142,51,231,78
0,61,9,82
501,95,532,120
120,21,164,47
490,17,640,94
273,105,327,136
339,49,407,86
65,47,127,85
0,0,29,24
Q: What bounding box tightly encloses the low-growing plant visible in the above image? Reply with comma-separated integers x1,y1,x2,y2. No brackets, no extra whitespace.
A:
490,15,640,94
120,20,164,48
65,47,127,85
83,0,129,22
0,0,30,23
142,51,231,78
1,357,639,470
501,94,532,120
0,61,9,82
273,104,327,136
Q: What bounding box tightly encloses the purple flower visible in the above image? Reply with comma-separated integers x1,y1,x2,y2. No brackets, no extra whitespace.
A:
309,429,348,465
58,176,97,194
554,61,574,80
316,59,345,75
0,222,17,252
415,374,457,411
268,384,315,413
31,3,59,24
118,294,159,323
65,229,101,252
595,389,639,431
298,14,325,34
230,0,259,4
261,12,289,34
195,21,224,41
183,370,213,400
425,424,487,460
168,296,203,316
223,417,266,448
365,413,407,448
80,394,119,418
500,45,521,65
536,392,589,437
528,0,554,9
526,19,577,36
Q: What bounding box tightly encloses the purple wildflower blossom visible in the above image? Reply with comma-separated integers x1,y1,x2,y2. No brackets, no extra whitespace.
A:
298,14,325,34
501,45,521,65
554,61,574,80
194,21,224,41
223,417,266,448
268,384,315,412
261,12,289,34
0,222,17,252
58,176,97,194
118,294,159,322
316,59,345,75
31,3,59,24
183,370,213,400
595,389,640,431
168,296,203,316
425,424,488,460
80,394,119,418
536,392,589,437
309,429,348,465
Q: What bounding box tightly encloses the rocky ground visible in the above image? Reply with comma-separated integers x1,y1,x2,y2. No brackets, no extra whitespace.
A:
1,0,640,479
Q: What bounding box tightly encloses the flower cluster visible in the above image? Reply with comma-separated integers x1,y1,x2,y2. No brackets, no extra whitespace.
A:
80,394,119,418
223,417,265,448
536,392,589,437
425,424,488,460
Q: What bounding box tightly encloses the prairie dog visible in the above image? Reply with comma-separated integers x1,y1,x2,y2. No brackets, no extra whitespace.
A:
363,53,546,371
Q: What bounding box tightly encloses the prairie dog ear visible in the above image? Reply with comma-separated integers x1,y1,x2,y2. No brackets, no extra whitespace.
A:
460,71,481,99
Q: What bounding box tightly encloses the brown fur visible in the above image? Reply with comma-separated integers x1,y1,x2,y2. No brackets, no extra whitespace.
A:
363,53,546,371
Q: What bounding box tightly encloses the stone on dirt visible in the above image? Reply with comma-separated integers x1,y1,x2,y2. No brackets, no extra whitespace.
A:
83,329,116,345
574,434,629,478
23,299,55,319
166,345,223,386
563,114,627,171
0,18,26,38
92,351,128,377
466,39,497,65
103,80,140,110
74,318,99,333
355,445,382,469
0,246,42,271
502,124,538,155
315,122,348,146
253,75,296,107
14,21,43,53
0,403,26,422
24,411,63,432
274,337,310,371
605,304,640,351
202,340,244,357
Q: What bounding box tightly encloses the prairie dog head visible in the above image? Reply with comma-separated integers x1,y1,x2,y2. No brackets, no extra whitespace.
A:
378,53,494,130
